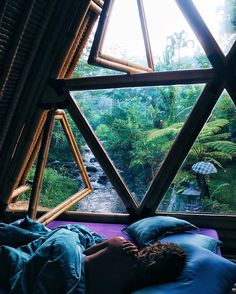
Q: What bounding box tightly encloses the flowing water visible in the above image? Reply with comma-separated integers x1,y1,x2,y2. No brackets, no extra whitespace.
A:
76,147,127,213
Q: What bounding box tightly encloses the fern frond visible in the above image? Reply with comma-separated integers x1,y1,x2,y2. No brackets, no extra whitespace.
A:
200,119,229,138
176,106,192,118
205,141,236,156
212,183,230,197
169,122,184,129
207,118,229,129
204,155,227,168
147,128,178,141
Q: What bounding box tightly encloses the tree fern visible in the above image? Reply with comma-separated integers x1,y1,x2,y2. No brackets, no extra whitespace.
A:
205,141,236,157
146,122,183,142
212,183,231,198
205,152,232,164
199,119,229,139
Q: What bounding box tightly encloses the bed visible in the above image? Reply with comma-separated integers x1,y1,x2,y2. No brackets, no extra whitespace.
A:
0,216,235,293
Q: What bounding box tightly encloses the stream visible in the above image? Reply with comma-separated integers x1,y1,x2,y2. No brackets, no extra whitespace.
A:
75,147,126,213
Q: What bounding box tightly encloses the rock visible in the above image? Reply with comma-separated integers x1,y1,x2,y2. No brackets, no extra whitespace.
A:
86,165,98,173
90,157,97,163
97,175,107,185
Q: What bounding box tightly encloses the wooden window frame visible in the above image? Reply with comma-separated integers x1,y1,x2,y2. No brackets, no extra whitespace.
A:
88,0,154,74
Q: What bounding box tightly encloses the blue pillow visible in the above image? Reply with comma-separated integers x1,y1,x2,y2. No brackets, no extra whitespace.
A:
160,233,222,253
122,216,198,246
131,244,236,294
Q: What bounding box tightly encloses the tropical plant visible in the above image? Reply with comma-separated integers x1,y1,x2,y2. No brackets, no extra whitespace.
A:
20,168,79,209
187,119,236,168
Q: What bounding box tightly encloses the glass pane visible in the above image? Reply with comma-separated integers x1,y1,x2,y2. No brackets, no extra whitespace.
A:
102,0,148,67
8,167,37,211
77,145,127,213
193,0,236,55
52,115,127,214
143,0,211,70
158,91,236,215
73,21,121,78
72,84,204,204
40,120,85,211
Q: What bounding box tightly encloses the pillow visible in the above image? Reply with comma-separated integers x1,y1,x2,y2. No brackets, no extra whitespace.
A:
132,244,236,294
122,216,198,246
160,233,222,253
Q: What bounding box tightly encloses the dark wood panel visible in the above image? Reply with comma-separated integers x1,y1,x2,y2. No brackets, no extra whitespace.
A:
63,69,214,91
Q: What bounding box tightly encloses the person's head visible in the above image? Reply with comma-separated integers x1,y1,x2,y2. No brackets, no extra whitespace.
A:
134,241,186,288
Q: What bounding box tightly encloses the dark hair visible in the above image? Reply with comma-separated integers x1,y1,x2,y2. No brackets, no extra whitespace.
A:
135,241,186,287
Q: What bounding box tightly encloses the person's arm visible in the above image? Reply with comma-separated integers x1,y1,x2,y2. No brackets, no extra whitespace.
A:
84,236,128,256
83,239,108,256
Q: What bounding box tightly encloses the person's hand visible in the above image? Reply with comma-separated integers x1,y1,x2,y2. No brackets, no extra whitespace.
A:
122,240,138,257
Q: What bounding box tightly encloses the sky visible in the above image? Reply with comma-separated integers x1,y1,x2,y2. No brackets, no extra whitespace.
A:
102,0,232,64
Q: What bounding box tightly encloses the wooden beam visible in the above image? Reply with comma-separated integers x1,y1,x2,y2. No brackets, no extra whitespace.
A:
55,110,92,189
137,0,154,70
28,110,55,219
57,0,91,78
59,15,91,78
93,55,152,74
0,0,35,97
10,185,30,201
66,16,99,78
175,0,225,70
18,112,47,187
37,188,92,224
88,0,113,65
90,1,102,14
62,69,214,91
225,41,236,105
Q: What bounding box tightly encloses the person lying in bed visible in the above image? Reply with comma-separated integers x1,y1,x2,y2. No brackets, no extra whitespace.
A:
84,236,186,294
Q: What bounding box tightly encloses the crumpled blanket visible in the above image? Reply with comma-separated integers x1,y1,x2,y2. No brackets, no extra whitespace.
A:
0,216,105,294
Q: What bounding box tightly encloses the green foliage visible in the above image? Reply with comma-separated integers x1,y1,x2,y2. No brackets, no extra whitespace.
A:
187,119,236,167
201,198,233,214
146,123,182,142
212,183,231,199
23,168,79,209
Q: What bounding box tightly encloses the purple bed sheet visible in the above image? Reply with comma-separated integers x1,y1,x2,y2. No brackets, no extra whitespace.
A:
47,220,222,256
47,220,220,243
47,220,129,239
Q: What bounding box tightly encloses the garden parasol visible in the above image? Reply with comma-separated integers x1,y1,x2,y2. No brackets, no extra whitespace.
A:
191,161,217,198
192,161,217,175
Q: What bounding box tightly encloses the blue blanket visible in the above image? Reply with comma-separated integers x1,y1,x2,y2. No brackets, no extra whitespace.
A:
0,217,105,294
